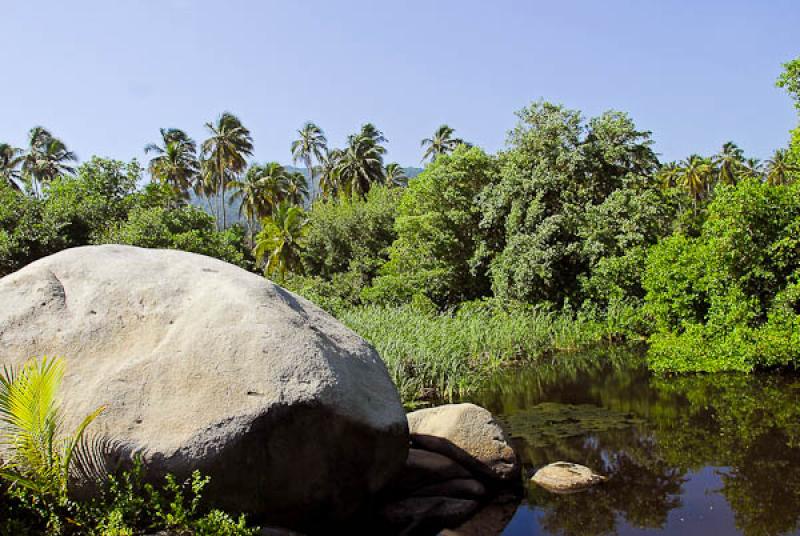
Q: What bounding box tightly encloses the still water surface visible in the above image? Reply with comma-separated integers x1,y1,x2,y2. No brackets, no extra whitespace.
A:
470,347,800,536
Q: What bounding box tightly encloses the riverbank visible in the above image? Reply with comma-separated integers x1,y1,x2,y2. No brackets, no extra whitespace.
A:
337,303,638,405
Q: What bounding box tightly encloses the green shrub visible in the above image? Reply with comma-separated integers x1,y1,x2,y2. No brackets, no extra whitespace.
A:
366,146,498,307
643,179,800,372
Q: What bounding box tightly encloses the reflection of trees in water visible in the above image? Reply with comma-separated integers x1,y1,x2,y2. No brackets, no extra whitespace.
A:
650,375,800,536
472,346,800,536
522,427,684,536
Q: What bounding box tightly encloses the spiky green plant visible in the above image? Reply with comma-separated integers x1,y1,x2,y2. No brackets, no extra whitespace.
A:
0,356,105,497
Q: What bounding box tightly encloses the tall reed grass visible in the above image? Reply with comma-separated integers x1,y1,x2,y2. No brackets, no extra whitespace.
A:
338,302,623,405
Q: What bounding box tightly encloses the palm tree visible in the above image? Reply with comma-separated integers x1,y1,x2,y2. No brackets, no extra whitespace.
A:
230,166,268,246
21,127,77,198
384,162,408,187
258,162,291,211
657,161,681,190
0,357,104,497
144,128,199,203
421,124,464,163
714,142,745,186
744,157,764,179
291,122,327,200
201,113,253,229
335,124,387,197
0,143,23,191
285,171,309,206
766,149,799,186
254,201,309,279
317,148,342,199
678,154,714,214
230,162,291,232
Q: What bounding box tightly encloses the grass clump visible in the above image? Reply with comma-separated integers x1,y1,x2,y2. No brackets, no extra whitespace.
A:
338,299,630,404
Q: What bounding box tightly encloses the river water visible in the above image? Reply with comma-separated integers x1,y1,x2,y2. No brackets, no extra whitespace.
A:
470,346,800,536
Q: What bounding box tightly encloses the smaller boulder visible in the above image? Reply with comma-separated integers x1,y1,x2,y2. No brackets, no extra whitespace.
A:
411,478,487,500
407,403,519,481
391,448,473,493
531,462,606,493
440,494,520,536
381,496,480,532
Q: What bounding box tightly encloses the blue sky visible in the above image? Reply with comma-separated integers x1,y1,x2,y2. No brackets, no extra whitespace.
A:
2,1,798,167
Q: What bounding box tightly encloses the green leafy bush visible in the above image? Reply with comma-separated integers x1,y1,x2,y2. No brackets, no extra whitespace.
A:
294,185,400,307
643,179,800,372
367,146,498,307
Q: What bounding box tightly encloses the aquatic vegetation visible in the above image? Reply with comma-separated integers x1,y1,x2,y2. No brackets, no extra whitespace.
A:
338,303,621,404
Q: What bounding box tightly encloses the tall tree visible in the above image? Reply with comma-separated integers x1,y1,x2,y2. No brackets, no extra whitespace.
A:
678,155,714,213
144,128,199,203
714,142,745,185
230,162,290,230
21,127,77,198
335,124,387,197
285,171,309,206
384,162,408,187
291,122,327,200
229,165,268,246
421,124,464,163
766,149,799,186
317,148,342,200
254,201,309,279
201,112,253,229
0,143,23,191
657,162,681,190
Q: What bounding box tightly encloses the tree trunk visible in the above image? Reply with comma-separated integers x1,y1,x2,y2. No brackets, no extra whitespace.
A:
220,157,227,230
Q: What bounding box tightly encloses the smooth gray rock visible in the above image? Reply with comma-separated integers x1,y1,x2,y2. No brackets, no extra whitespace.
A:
0,245,408,527
407,403,519,481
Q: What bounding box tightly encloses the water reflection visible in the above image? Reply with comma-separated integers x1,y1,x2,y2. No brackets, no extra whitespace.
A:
471,346,800,535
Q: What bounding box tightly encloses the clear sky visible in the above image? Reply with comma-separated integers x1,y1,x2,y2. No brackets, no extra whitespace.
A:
2,1,799,167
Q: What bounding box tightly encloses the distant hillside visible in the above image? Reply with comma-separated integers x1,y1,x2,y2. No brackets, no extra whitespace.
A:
190,165,423,223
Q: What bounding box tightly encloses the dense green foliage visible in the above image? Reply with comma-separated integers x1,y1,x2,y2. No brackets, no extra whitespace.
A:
286,185,401,310
643,179,800,372
480,103,662,306
1,462,256,536
367,146,498,307
0,158,249,276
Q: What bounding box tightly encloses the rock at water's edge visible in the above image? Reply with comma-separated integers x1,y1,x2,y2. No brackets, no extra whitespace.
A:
407,403,519,481
0,245,409,528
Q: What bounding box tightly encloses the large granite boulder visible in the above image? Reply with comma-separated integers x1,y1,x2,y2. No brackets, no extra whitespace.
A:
0,245,408,528
407,403,519,481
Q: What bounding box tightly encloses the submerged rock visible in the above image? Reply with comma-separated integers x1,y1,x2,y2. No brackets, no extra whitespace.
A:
407,403,519,481
440,493,520,536
381,496,480,533
395,448,473,491
0,245,408,528
531,462,606,493
411,477,486,499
